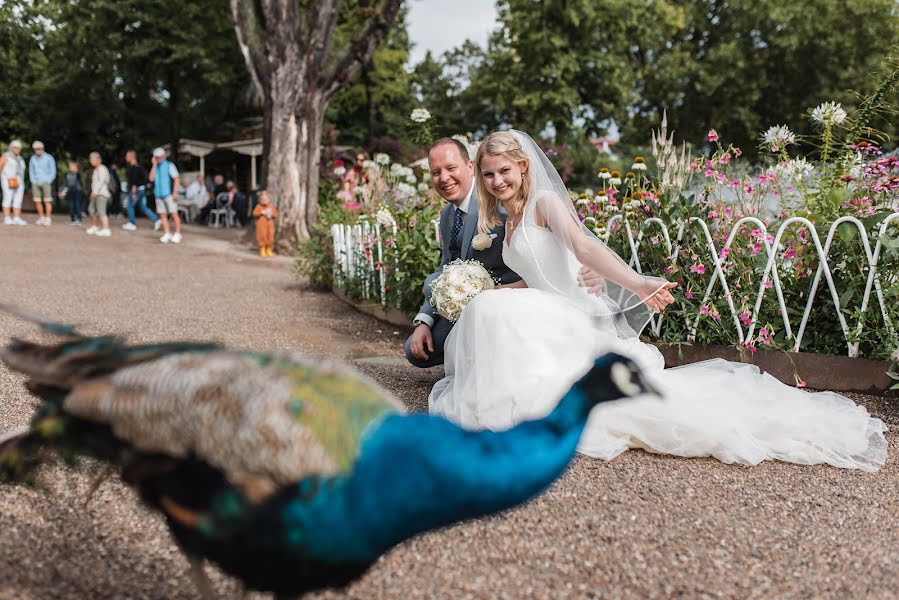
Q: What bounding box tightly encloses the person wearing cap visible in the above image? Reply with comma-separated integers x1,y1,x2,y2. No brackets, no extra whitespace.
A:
148,147,182,244
29,140,56,226
0,140,27,225
86,151,113,237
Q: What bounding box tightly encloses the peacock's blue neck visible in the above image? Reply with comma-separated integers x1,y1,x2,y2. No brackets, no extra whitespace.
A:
283,387,592,563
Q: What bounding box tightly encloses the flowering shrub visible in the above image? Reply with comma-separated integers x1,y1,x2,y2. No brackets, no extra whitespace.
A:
574,107,899,361
304,104,898,366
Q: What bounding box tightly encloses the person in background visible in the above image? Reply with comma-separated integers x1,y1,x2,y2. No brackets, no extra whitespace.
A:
252,190,277,257
29,140,56,226
1,140,27,225
64,161,83,226
212,173,226,196
148,147,182,244
184,176,208,222
108,161,123,216
226,180,248,226
86,152,112,237
123,150,160,231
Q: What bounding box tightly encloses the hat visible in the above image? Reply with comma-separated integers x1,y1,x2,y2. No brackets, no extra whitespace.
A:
152,147,166,158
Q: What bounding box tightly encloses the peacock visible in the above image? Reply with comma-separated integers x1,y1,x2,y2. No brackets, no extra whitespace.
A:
0,304,657,598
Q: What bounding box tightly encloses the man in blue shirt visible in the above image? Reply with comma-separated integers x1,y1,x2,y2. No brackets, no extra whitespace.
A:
149,147,183,244
29,141,56,226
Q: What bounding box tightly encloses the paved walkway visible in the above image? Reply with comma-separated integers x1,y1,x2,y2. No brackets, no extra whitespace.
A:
0,221,897,599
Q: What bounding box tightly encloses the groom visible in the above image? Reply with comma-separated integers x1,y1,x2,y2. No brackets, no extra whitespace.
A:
405,138,522,368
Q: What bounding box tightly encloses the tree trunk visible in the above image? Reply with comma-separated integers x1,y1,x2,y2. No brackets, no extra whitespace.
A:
231,0,404,250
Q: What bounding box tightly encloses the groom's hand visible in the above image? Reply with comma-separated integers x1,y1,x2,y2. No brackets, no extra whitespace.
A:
409,324,434,360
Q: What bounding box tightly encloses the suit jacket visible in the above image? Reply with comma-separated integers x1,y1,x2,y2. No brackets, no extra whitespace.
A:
418,192,521,322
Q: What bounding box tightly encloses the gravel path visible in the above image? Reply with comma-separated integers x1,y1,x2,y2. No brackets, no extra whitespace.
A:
0,221,896,599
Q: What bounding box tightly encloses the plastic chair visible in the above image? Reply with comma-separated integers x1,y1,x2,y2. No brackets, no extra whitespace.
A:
207,193,233,228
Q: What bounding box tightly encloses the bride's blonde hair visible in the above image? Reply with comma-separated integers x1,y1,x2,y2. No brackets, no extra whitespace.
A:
475,131,531,235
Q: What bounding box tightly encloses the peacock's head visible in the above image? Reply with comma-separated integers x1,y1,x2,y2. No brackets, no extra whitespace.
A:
572,352,659,407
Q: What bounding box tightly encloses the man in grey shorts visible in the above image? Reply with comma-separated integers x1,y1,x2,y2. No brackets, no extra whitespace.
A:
86,152,112,237
29,140,56,226
149,147,183,244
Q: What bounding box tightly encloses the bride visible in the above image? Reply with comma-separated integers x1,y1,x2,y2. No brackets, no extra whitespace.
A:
428,130,887,471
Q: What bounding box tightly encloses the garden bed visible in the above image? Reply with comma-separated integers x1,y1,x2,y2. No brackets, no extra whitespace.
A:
334,290,894,395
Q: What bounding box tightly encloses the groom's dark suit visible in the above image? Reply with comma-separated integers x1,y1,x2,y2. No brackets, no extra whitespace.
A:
405,189,521,368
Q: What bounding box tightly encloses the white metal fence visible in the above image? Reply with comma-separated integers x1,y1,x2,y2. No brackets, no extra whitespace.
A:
331,213,899,356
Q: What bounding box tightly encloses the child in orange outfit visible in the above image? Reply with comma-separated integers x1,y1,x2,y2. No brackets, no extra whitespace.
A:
252,190,278,257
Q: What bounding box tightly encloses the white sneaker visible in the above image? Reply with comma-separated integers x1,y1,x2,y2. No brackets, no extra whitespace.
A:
12,217,27,226
154,220,162,231
3,217,12,225
35,218,44,226
160,233,172,243
96,228,111,237
171,233,182,244
122,222,137,231
43,218,51,226
85,226,99,235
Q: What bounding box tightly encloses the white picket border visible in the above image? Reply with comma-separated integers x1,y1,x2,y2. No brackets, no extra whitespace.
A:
330,212,899,355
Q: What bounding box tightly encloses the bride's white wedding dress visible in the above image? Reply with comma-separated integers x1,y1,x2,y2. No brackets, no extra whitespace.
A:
428,147,886,471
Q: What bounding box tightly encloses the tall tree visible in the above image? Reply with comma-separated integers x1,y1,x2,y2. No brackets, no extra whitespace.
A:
230,0,404,245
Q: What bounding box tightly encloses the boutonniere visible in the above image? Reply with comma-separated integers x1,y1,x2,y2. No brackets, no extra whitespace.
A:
471,232,498,251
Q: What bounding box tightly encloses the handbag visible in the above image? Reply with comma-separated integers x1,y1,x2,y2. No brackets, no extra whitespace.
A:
7,177,18,189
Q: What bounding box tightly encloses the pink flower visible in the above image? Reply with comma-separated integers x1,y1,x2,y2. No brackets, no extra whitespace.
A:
700,305,709,315
718,247,731,259
720,153,731,165
716,173,726,183
685,290,694,299
707,129,719,142
343,201,361,212
690,263,706,275
663,266,674,274
750,243,762,256
784,248,796,260
729,179,741,189
739,311,752,326
759,328,769,336
764,279,773,289
743,183,753,194
795,376,807,388
704,169,717,178
710,308,721,321
734,147,743,157
650,235,660,245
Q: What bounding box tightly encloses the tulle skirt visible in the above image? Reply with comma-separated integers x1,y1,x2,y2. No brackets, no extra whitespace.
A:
428,288,887,472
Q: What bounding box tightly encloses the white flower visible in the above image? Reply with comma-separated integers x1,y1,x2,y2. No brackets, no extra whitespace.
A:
363,160,376,170
410,108,432,123
375,153,390,165
778,158,815,181
811,102,847,126
631,162,647,171
395,182,416,197
610,176,622,186
629,199,642,209
333,166,346,176
375,208,396,228
891,347,899,363
390,163,405,176
583,188,594,197
583,216,596,225
598,170,611,180
593,226,607,237
417,183,430,193
471,232,494,251
576,198,589,206
405,173,417,184
761,125,797,151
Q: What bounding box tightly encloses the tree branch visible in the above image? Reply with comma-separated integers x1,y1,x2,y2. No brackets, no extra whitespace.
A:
322,0,403,101
230,0,269,96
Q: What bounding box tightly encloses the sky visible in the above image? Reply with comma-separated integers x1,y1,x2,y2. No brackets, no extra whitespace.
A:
406,0,499,65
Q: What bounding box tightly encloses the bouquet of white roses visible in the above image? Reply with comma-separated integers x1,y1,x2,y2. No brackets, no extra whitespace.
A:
429,259,496,322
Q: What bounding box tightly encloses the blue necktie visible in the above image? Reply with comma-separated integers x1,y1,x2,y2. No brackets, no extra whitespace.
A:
450,207,464,246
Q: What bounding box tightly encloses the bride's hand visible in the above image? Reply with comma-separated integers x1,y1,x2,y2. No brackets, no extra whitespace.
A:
640,281,678,313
